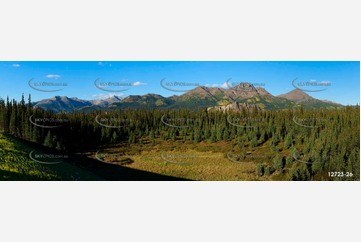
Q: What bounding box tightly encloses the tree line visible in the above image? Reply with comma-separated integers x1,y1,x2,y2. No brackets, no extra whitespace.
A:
0,94,359,180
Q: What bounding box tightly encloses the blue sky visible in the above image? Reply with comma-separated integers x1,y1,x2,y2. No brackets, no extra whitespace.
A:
0,61,359,105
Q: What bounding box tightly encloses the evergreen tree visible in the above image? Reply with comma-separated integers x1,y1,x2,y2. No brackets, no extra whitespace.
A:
43,131,53,148
257,163,264,176
273,155,284,171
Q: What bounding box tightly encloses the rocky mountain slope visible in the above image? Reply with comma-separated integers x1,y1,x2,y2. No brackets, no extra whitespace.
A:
32,83,342,113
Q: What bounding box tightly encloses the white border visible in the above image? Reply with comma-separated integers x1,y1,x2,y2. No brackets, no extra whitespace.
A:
0,1,360,242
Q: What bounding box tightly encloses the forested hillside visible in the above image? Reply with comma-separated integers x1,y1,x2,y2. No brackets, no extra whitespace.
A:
0,94,359,180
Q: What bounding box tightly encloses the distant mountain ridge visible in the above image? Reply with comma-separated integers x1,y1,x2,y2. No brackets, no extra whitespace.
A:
33,96,92,113
277,89,314,102
32,83,342,113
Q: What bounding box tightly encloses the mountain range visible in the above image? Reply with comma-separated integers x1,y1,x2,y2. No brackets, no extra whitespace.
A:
32,82,342,113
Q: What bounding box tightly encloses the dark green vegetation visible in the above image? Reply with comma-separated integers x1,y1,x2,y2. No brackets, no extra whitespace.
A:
0,133,101,181
0,94,359,181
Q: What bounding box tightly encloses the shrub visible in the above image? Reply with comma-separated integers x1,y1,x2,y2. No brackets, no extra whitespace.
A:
273,155,284,171
257,163,264,176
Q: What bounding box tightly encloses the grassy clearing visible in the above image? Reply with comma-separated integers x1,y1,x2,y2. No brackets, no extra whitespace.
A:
87,140,287,181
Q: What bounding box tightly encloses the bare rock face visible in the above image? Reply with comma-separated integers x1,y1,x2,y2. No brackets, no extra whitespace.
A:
207,102,262,112
224,82,259,100
255,87,272,97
